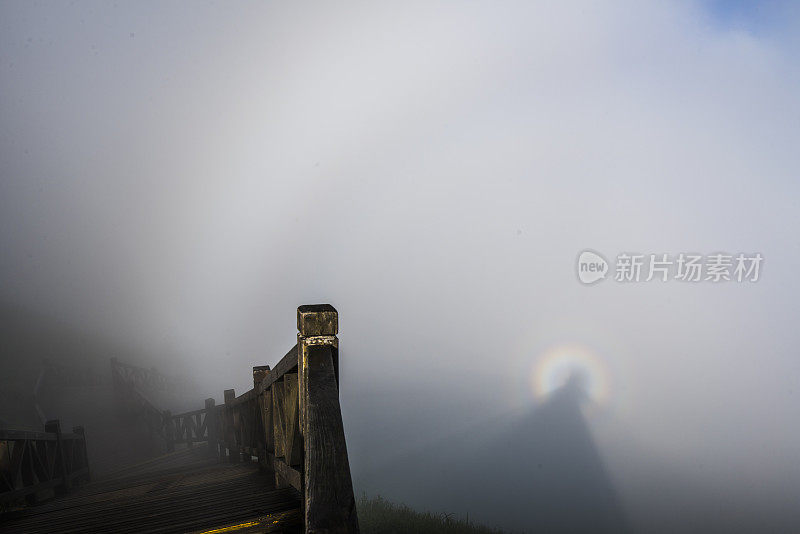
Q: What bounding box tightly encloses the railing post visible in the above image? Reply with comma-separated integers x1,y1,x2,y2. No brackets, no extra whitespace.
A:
187,413,194,448
253,366,270,389
72,425,90,481
298,304,359,533
204,398,217,458
110,357,122,417
252,366,270,470
224,389,239,462
163,411,175,453
45,419,71,493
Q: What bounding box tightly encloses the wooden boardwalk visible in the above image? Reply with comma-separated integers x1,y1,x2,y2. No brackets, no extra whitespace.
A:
1,446,301,533
1,305,359,533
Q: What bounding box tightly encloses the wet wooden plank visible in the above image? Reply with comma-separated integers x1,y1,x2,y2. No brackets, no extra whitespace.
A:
1,447,301,533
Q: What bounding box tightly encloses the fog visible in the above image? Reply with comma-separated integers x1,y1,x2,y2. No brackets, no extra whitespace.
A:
2,1,800,532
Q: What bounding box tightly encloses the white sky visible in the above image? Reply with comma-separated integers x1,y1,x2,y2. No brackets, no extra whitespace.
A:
2,2,799,529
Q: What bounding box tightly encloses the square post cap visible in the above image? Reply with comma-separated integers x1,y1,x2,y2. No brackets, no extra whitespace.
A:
297,304,338,336
253,366,271,387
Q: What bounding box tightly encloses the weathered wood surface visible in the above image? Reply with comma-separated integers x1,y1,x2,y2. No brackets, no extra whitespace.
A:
208,304,358,533
0,420,90,506
302,345,358,533
0,446,302,533
294,308,356,533
11,303,358,533
210,305,359,533
256,346,298,395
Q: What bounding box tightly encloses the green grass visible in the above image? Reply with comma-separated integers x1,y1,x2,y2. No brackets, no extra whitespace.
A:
357,494,506,534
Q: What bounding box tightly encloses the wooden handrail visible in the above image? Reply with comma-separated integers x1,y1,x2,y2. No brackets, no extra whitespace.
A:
110,357,201,447
110,359,191,394
222,304,358,532
0,420,90,507
110,304,358,533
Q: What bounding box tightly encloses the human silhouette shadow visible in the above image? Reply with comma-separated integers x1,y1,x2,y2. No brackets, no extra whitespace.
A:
483,372,630,532
364,371,630,533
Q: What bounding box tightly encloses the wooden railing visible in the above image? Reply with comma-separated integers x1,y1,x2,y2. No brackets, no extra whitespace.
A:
0,421,90,507
110,359,191,395
162,400,218,452
110,358,172,450
112,304,359,533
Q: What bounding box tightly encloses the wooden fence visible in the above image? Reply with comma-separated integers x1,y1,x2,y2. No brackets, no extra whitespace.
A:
110,358,191,395
110,358,172,452
0,421,90,507
112,304,359,533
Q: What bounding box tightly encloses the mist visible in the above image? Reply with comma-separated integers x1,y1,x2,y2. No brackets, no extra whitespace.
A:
2,1,800,532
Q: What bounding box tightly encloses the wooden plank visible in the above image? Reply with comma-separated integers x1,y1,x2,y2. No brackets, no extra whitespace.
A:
267,453,303,492
67,467,89,481
283,373,302,467
272,382,285,459
29,441,49,483
204,398,217,457
187,414,196,447
170,406,209,419
228,388,258,407
224,389,239,463
262,391,274,455
196,413,207,439
45,420,70,491
0,429,57,441
298,335,339,438
237,404,248,451
1,448,301,534
0,476,64,503
256,345,298,395
251,365,271,467
9,439,27,489
302,344,359,533
71,427,89,482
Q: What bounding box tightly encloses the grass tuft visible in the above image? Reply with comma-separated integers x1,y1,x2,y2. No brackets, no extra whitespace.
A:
356,494,506,534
